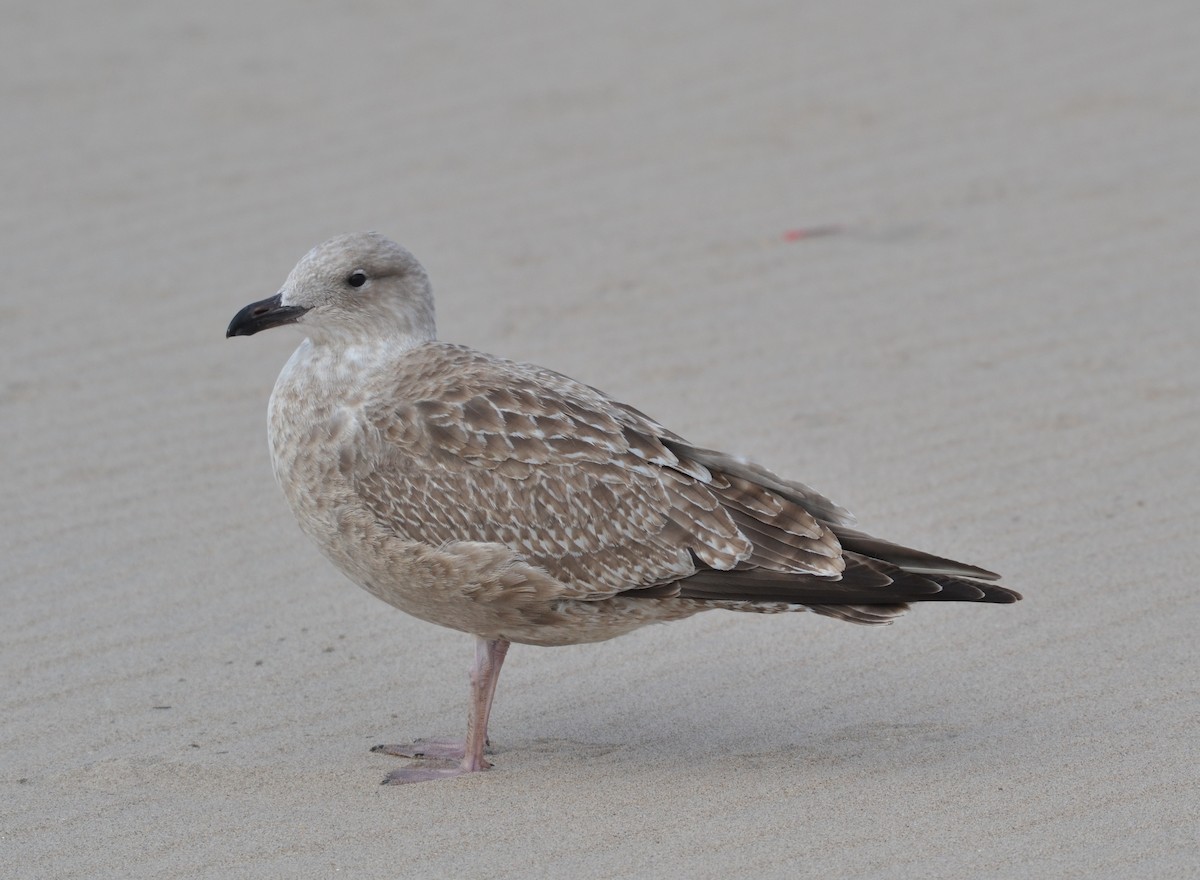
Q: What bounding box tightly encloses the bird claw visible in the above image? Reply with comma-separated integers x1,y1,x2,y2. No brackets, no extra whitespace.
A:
371,738,467,761
370,737,494,760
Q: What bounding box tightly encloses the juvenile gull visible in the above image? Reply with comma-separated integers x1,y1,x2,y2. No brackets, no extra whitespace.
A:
227,232,1021,784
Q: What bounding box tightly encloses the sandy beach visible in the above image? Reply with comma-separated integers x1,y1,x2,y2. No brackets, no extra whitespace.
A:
3,1,1198,877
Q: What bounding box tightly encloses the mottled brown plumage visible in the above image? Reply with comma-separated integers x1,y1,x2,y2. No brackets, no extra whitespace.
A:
227,232,1020,784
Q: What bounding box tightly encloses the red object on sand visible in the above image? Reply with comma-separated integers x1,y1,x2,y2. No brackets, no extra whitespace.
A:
783,226,842,242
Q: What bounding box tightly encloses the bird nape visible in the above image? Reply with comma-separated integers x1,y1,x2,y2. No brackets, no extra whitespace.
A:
227,232,1021,785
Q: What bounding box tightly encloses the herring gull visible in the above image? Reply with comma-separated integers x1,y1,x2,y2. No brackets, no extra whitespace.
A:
227,232,1021,784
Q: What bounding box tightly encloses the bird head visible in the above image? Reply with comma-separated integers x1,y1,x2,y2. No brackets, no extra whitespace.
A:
226,232,436,347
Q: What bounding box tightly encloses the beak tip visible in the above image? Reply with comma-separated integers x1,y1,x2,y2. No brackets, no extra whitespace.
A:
227,293,306,338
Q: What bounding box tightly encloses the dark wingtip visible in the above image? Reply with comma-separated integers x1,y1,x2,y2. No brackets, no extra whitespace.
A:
925,576,1022,603
987,586,1022,603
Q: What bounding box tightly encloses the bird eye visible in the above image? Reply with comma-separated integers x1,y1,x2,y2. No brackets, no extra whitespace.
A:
347,270,368,288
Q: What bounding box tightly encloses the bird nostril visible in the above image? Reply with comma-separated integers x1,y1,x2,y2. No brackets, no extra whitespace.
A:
253,305,270,316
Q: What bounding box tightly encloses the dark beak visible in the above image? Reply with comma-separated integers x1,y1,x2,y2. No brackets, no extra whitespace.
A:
226,294,310,338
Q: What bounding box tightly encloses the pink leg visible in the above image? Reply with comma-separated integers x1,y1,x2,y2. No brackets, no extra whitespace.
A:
378,637,510,784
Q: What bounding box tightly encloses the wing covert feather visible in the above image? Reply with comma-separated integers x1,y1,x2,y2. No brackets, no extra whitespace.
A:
342,344,762,596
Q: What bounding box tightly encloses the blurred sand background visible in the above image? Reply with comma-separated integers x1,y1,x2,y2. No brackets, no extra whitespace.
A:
3,2,1198,877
